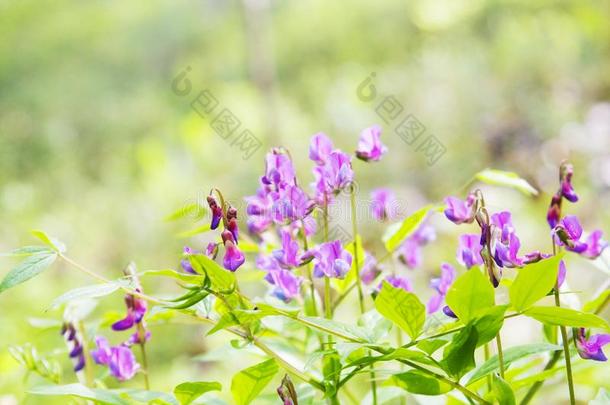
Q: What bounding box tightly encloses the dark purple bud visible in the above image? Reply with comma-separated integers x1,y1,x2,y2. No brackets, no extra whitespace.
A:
227,218,239,243
443,305,458,318
73,355,85,372
560,162,578,203
227,206,238,221
546,194,562,229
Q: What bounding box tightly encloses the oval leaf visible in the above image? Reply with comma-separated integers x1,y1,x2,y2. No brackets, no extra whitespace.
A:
445,268,494,323
174,381,222,405
0,252,57,294
524,306,610,330
509,255,563,312
383,205,436,252
475,169,538,196
50,282,122,310
375,281,425,340
231,359,279,405
389,370,452,395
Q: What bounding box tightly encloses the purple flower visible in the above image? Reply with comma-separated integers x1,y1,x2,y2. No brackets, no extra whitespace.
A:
553,216,607,257
309,132,334,165
560,163,578,203
379,275,412,292
546,194,562,229
181,246,196,274
112,275,148,333
312,240,352,279
576,328,610,361
313,150,354,198
582,230,609,259
262,149,297,189
456,234,483,269
398,223,435,269
490,212,523,268
522,251,552,264
206,242,219,259
222,230,245,271
61,323,86,372
427,263,456,314
444,194,476,224
272,229,301,268
271,185,313,224
207,196,223,230
355,125,387,162
360,253,380,285
92,336,140,381
245,188,274,234
370,188,397,221
557,260,567,288
265,269,302,302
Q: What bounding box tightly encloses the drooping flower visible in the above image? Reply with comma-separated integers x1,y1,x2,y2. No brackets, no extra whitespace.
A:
222,230,245,271
207,196,223,230
312,240,352,279
265,269,302,303
427,263,456,314
309,132,334,165
444,194,476,224
379,274,412,292
61,323,86,372
370,188,397,221
226,206,239,242
112,272,147,332
398,223,436,269
355,125,387,162
277,374,298,405
92,336,140,381
456,234,483,269
546,194,562,229
546,162,578,228
553,216,607,259
576,328,610,361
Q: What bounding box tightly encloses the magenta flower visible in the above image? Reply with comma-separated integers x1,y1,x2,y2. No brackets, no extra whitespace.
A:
355,125,387,162
444,194,476,224
560,163,578,203
313,150,354,197
546,162,578,228
265,269,302,303
222,230,245,271
553,216,607,258
427,263,456,314
92,336,140,381
112,274,147,332
546,194,562,229
312,240,352,279
262,148,297,188
576,328,610,361
360,253,380,285
309,132,334,165
272,229,301,268
245,188,274,234
271,185,313,224
490,211,523,268
456,234,483,269
207,196,223,230
370,188,397,221
398,223,435,269
379,275,412,292
61,323,85,372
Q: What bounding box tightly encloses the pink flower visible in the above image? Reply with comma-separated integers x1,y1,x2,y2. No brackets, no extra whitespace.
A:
370,188,397,221
444,194,476,224
576,328,610,361
91,336,140,381
427,263,456,313
222,230,245,271
355,125,387,162
312,240,352,279
456,234,483,269
309,132,334,165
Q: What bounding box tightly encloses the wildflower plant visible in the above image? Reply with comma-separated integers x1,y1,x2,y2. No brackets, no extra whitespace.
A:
2,130,609,405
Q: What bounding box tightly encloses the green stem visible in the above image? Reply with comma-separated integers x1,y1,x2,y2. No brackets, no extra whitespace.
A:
299,223,318,317
484,343,492,392
495,334,505,378
76,322,94,388
136,323,150,390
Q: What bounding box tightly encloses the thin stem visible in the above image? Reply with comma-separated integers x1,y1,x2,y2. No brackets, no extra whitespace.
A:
495,334,505,378
484,343,492,392
77,322,94,388
136,323,150,390
299,223,318,318
324,277,332,321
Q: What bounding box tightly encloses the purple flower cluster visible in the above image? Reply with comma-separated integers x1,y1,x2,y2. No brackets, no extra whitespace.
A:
312,240,352,279
92,336,140,381
310,134,354,204
61,323,85,372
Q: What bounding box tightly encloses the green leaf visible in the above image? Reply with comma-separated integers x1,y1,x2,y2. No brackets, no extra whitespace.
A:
472,305,508,346
583,289,610,313
165,202,206,221
475,169,538,196
467,343,562,385
28,384,129,405
174,381,222,405
332,236,364,293
114,388,178,405
231,359,279,405
509,255,563,312
388,370,451,395
30,230,66,252
0,246,53,257
299,316,371,342
492,374,516,405
50,282,122,309
445,268,494,323
0,251,57,294
383,205,436,252
441,324,478,378
143,269,205,284
524,306,610,330
176,224,212,238
189,254,235,292
375,281,425,340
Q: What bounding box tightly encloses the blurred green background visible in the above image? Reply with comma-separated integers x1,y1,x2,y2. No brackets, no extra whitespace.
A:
1,0,609,403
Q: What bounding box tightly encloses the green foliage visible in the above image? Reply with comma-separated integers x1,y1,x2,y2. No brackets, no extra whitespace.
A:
509,255,563,312
491,374,516,405
49,281,123,309
173,381,222,405
28,384,129,405
523,306,610,330
374,281,425,340
472,305,508,347
188,254,235,293
383,205,438,252
388,370,452,395
445,268,494,322
230,359,279,405
441,325,479,378
475,169,538,196
0,248,57,294
9,344,61,384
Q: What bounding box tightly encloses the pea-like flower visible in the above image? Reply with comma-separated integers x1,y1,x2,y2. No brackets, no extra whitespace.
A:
262,148,297,189
456,234,483,269
546,162,578,228
272,229,302,268
312,240,352,279
398,223,435,269
553,216,608,259
313,150,354,198
309,132,334,165
271,185,314,224
61,323,86,372
112,290,147,332
264,269,302,303
355,125,387,162
370,188,397,221
360,253,381,285
222,230,245,271
379,275,412,292
207,196,223,230
490,211,523,268
245,188,274,234
91,336,140,381
444,194,476,224
576,328,610,361
427,263,456,314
